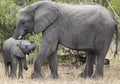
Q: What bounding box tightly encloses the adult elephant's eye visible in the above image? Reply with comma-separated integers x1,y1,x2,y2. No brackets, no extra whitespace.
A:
20,20,25,25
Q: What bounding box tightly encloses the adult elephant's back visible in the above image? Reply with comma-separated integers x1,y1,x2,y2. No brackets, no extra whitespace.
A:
57,4,116,51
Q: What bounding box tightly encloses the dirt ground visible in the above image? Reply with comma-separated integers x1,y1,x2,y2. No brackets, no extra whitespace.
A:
0,56,120,84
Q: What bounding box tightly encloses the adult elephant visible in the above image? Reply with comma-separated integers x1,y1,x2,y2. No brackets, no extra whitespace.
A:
15,1,118,78
2,37,36,78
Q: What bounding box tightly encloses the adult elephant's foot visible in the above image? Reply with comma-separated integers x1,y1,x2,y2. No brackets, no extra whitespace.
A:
93,73,104,79
78,72,87,78
49,74,59,79
79,72,93,78
10,73,16,79
18,74,23,79
31,72,42,79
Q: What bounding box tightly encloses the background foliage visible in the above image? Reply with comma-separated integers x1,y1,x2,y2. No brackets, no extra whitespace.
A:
109,0,120,22
0,0,20,44
0,0,120,61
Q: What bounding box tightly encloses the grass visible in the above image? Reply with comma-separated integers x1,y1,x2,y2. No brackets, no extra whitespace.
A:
0,55,120,84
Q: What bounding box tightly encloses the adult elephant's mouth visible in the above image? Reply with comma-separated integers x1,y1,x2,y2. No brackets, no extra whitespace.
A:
17,31,34,39
18,36,23,39
17,35,26,40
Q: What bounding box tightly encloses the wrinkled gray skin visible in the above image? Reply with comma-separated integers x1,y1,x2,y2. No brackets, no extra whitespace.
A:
15,1,118,78
2,37,36,78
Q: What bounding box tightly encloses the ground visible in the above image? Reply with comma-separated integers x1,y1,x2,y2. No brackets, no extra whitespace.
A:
0,57,120,84
0,43,120,84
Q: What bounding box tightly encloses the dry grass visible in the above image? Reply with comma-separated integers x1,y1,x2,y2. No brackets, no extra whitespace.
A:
0,56,120,84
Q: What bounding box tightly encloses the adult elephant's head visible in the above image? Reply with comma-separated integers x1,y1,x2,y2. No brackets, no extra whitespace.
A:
15,1,58,39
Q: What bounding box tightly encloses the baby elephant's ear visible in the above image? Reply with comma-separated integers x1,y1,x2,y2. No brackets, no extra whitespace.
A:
10,45,25,57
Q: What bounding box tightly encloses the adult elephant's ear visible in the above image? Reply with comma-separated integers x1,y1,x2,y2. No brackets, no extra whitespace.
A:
10,45,25,57
33,5,58,34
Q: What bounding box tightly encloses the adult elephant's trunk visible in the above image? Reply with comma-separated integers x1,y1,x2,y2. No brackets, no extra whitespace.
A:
14,27,26,39
15,35,21,39
14,33,19,39
15,35,25,40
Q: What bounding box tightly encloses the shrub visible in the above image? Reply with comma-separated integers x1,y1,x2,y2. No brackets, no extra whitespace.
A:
0,0,21,44
109,0,120,22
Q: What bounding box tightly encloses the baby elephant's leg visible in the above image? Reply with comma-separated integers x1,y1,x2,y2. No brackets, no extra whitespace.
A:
23,57,28,71
18,59,23,79
18,57,28,79
4,62,10,77
10,56,18,78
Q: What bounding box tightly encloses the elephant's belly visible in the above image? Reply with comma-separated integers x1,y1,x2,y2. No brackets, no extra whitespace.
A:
60,40,94,50
59,33,95,50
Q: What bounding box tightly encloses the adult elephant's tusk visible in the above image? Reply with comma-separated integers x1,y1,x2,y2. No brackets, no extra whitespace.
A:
26,54,29,57
18,36,22,39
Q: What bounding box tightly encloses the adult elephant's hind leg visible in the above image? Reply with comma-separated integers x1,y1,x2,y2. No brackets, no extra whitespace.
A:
93,40,112,78
93,49,108,78
80,51,95,78
48,50,58,78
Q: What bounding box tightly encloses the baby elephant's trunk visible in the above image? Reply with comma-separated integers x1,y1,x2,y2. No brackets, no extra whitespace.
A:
29,41,36,52
26,41,36,54
23,58,28,71
24,65,28,71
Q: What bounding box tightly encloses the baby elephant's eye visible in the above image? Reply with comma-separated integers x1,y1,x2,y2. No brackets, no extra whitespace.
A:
25,46,28,49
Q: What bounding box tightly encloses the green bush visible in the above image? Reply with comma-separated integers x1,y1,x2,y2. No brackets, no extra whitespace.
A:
109,0,120,22
0,0,21,44
0,0,39,44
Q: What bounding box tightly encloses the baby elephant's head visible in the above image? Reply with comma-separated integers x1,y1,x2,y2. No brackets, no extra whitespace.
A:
19,40,36,55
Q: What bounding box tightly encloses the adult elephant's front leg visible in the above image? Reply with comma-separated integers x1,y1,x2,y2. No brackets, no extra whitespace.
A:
48,50,58,78
31,48,48,78
31,35,58,79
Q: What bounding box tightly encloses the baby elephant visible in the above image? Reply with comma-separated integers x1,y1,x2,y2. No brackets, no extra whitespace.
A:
2,37,36,78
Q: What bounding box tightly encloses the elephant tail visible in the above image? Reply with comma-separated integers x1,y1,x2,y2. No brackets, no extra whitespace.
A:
0,43,3,52
114,24,119,57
